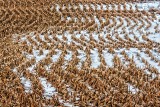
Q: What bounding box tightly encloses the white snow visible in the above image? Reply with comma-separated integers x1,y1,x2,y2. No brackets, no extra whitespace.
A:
103,50,114,67
52,50,62,62
20,77,32,93
39,77,57,98
127,83,139,94
90,48,101,68
140,52,160,73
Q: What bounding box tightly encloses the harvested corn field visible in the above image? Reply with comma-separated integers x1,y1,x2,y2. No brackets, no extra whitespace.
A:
0,0,160,106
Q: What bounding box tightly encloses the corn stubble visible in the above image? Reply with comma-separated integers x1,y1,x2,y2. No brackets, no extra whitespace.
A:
0,0,160,106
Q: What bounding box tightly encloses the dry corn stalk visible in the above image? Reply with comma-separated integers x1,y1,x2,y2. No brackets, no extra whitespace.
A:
0,0,160,106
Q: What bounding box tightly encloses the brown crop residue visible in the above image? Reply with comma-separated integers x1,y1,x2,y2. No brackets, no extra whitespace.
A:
0,0,160,106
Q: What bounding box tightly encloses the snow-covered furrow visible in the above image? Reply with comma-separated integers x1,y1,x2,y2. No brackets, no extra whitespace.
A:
54,1,160,13
77,50,86,70
115,49,130,67
125,48,146,69
151,50,160,60
127,83,139,94
39,77,74,107
51,50,62,62
90,48,101,68
20,77,32,93
140,52,160,73
103,49,114,67
136,2,160,10
147,33,160,43
62,50,73,69
39,77,57,98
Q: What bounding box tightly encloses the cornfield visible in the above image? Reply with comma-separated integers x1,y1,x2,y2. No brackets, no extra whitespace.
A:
0,0,160,106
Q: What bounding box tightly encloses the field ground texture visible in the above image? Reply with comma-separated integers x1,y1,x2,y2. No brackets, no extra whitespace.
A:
0,0,160,106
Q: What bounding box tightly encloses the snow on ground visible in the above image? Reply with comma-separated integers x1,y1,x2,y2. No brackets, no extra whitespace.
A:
136,2,160,10
127,83,139,94
20,77,32,93
91,48,101,68
103,49,114,67
39,77,57,98
140,52,160,72
39,77,74,106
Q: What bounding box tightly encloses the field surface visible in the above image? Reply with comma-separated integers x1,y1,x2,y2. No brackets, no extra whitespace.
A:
0,0,160,106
